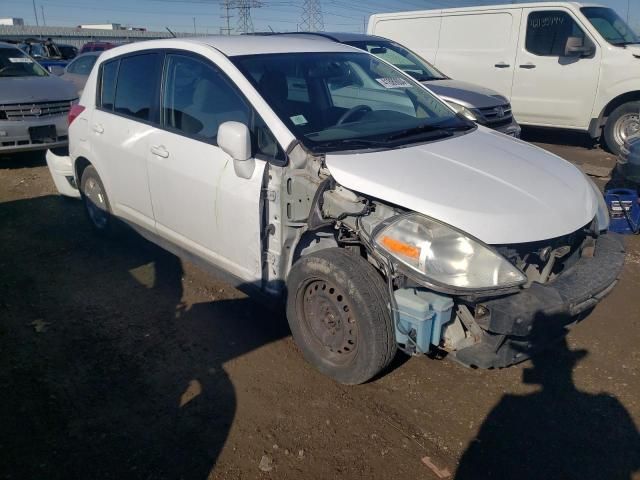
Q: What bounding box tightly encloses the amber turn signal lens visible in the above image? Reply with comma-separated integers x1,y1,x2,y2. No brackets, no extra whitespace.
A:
380,235,420,259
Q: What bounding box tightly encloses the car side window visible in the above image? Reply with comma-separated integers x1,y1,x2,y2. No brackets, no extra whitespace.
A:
99,59,118,110
68,55,96,75
162,54,250,142
526,11,587,56
113,53,162,122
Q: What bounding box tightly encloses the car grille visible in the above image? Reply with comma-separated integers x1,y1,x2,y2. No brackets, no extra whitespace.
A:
0,100,76,121
477,103,513,127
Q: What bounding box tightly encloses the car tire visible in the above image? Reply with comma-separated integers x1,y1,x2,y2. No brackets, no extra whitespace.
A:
604,101,640,156
80,165,116,235
286,248,396,385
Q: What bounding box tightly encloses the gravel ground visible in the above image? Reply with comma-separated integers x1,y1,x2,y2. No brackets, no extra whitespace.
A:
1,129,639,479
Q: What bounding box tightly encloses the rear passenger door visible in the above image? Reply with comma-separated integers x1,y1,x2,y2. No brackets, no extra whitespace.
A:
90,52,162,231
434,10,521,99
146,52,272,283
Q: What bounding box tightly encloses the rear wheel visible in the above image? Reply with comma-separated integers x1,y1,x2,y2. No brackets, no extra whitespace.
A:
286,248,396,385
604,101,640,156
80,165,115,235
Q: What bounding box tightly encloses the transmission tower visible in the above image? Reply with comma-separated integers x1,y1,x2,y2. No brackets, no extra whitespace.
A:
234,0,262,34
300,0,324,32
220,0,233,35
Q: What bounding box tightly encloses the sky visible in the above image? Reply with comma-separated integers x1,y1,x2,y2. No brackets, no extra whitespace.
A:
0,0,637,34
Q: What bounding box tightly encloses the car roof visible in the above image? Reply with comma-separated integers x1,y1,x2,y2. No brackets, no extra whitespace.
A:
0,41,19,49
272,32,389,43
104,35,359,58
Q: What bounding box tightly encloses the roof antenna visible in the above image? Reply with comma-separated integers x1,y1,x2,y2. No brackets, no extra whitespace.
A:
165,27,177,38
268,25,275,32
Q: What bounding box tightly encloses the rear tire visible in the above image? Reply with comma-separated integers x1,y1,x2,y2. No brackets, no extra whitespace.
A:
80,165,116,235
286,248,396,385
604,101,640,156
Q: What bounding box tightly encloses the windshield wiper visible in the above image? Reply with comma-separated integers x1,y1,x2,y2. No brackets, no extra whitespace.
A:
385,123,461,142
315,137,389,150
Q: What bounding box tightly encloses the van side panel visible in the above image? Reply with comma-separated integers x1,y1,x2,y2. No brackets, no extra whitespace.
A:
368,15,442,64
435,11,520,99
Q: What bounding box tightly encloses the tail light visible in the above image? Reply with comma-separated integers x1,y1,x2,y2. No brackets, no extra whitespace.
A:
68,104,85,126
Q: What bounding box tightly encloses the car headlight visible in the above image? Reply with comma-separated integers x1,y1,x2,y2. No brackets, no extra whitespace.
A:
375,214,527,290
447,101,478,122
585,174,610,231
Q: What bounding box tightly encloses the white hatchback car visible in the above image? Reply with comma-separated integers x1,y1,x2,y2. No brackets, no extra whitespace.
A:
47,37,624,384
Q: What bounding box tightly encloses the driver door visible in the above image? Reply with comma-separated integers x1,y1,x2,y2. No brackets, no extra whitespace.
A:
511,8,601,128
146,52,268,283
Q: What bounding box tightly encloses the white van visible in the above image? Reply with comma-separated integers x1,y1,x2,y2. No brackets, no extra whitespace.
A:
369,2,640,155
47,36,623,384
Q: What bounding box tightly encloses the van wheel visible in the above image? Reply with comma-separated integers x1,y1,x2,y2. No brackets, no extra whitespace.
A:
80,165,115,235
286,248,396,385
604,101,640,156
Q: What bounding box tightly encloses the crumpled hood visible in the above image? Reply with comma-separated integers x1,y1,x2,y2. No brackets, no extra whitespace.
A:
0,75,77,104
325,128,597,244
425,79,506,109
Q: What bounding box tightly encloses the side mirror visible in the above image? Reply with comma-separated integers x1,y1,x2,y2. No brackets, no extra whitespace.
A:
49,65,65,76
565,36,595,57
217,121,255,179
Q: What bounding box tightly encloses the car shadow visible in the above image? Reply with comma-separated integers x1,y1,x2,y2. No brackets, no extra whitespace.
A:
0,150,51,169
455,315,640,480
520,126,598,149
0,194,290,479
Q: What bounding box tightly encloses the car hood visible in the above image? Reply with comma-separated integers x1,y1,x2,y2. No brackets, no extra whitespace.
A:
627,45,640,58
0,75,77,104
325,128,597,244
425,79,506,109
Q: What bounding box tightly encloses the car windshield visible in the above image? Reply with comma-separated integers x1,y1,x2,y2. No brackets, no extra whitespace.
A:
345,40,447,82
582,7,640,46
232,52,470,153
0,48,48,77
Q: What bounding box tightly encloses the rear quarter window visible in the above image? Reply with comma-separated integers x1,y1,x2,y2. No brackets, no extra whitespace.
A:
98,59,118,110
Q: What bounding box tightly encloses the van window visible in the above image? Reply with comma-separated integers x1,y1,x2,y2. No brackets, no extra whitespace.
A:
99,59,118,110
162,54,250,142
526,11,586,56
113,53,162,121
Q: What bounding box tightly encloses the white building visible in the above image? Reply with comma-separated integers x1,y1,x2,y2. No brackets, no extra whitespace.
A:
0,18,25,26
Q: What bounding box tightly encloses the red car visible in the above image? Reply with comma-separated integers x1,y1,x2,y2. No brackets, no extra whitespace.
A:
79,41,117,53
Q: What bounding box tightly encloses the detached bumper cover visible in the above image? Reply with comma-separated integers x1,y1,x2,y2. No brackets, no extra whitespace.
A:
451,233,625,368
46,149,80,198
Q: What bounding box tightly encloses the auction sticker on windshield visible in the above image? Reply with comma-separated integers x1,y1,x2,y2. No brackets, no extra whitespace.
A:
376,77,412,89
290,114,308,126
9,57,33,63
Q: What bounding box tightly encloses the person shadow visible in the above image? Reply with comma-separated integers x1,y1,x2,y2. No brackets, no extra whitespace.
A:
455,315,640,480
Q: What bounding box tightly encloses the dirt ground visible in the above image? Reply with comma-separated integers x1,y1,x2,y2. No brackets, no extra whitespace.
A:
1,129,639,480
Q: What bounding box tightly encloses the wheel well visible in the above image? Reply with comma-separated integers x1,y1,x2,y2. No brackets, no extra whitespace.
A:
292,229,340,265
74,157,91,186
601,91,640,122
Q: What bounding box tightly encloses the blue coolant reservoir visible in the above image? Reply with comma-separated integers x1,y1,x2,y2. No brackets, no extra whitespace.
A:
393,288,454,354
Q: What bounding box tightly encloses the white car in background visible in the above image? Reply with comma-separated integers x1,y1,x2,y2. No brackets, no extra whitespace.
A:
47,37,623,384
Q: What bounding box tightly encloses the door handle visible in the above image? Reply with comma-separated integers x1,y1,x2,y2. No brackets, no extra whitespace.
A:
519,63,537,69
494,62,510,68
91,124,104,134
150,145,169,158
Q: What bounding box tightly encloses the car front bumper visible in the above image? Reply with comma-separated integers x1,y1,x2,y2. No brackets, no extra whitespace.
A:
0,115,69,154
450,232,625,368
487,117,521,138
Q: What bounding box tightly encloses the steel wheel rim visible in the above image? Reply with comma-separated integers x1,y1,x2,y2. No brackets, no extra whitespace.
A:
84,177,108,229
300,279,358,365
614,113,640,147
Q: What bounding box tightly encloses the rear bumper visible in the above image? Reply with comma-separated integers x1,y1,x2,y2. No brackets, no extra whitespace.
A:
451,232,625,368
46,149,80,198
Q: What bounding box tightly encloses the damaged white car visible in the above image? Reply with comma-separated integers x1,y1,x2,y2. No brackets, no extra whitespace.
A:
47,37,625,384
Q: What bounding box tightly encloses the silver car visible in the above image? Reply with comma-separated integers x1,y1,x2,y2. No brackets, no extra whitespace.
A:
58,52,100,96
279,32,521,137
0,41,77,154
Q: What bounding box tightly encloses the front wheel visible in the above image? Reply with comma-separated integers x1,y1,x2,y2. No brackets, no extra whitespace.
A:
604,101,640,156
286,248,396,385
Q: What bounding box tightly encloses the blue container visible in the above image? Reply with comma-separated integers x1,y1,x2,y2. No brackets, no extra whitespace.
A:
393,288,454,354
605,188,640,234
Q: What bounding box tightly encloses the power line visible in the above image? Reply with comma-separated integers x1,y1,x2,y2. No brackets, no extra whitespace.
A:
233,0,262,34
300,0,324,32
